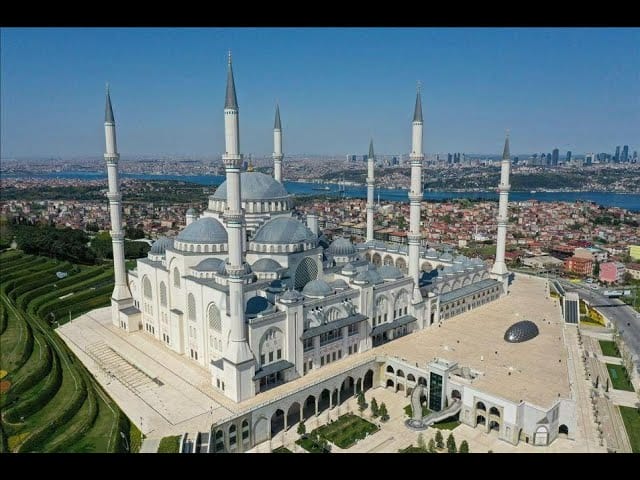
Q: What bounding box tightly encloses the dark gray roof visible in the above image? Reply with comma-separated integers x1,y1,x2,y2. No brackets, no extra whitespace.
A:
504,320,539,343
246,296,272,316
253,360,294,381
213,172,288,201
105,89,115,123
120,306,140,315
369,139,374,159
413,90,423,123
150,236,174,255
274,104,282,130
176,217,228,244
193,258,225,272
377,265,403,280
439,278,498,304
503,134,510,160
301,313,367,340
225,53,238,110
371,314,416,336
252,258,282,272
253,216,316,245
302,279,334,298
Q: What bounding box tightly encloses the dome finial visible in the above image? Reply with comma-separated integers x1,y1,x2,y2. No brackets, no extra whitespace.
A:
228,49,232,65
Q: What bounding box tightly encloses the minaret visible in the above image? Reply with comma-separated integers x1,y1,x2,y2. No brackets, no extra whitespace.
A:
366,138,375,242
491,133,511,294
103,86,133,327
408,85,424,301
220,52,255,402
273,104,283,182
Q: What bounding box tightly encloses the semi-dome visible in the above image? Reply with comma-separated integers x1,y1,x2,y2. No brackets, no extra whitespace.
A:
150,237,174,255
176,217,228,244
330,279,348,290
327,237,356,256
192,258,225,272
504,320,539,343
253,217,316,245
342,262,357,276
302,279,334,298
252,258,282,272
280,289,304,304
377,265,404,280
213,172,288,201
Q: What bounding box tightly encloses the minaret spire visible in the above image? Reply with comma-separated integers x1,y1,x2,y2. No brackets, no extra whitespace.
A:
103,87,133,328
366,138,375,242
491,131,512,294
219,53,255,402
408,84,424,301
273,104,283,182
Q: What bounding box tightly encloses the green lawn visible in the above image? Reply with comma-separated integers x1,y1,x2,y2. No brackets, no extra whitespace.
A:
316,413,378,449
606,364,635,392
273,446,293,453
619,406,640,453
404,404,431,418
0,251,127,453
432,419,461,430
157,435,181,453
599,340,620,358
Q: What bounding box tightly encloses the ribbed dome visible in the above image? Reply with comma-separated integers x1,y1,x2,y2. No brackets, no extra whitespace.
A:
252,258,282,272
177,217,228,244
327,237,356,256
353,269,384,285
212,172,288,201
302,279,334,298
150,237,174,255
192,258,225,272
504,320,539,343
440,252,453,262
253,217,316,245
377,265,404,280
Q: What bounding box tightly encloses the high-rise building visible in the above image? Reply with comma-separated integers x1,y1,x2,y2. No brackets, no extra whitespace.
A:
622,145,629,162
614,146,621,162
551,149,558,166
565,151,572,163
447,153,452,164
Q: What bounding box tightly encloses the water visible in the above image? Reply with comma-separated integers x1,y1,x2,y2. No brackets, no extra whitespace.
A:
4,171,640,212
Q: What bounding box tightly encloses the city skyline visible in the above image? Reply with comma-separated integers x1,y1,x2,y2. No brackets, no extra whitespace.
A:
1,27,639,157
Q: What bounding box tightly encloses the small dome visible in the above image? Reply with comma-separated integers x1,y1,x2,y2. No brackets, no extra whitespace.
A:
377,265,403,280
150,237,174,255
177,217,228,244
252,258,282,272
342,262,357,276
442,266,455,275
353,269,384,285
330,279,348,290
186,208,196,215
504,320,539,343
192,258,225,272
267,279,285,292
253,217,316,245
246,296,273,316
425,248,438,259
454,255,467,264
453,263,465,273
327,237,356,256
280,289,304,303
213,172,288,201
302,279,334,298
440,252,453,262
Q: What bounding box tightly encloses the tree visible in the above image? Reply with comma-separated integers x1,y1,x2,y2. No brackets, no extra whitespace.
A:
428,438,436,453
357,391,366,412
297,421,306,437
370,398,379,417
379,403,389,422
446,433,457,453
417,433,426,451
435,430,444,449
459,440,469,453
593,260,600,277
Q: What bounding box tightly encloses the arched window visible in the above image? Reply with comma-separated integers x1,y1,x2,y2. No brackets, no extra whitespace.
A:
188,293,196,321
173,267,181,288
159,282,167,307
229,424,237,446
208,303,222,332
143,276,152,299
241,419,249,441
326,308,341,322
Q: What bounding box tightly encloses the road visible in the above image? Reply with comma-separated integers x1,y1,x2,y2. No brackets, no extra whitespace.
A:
561,280,640,374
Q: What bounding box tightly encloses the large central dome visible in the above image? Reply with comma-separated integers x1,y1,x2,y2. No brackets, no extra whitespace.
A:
213,172,288,201
253,217,316,245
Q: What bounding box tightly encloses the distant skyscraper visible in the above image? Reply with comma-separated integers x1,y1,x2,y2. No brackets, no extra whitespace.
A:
622,145,629,162
565,151,572,163
585,153,593,165
551,148,559,166
447,153,452,164
633,150,638,162
614,146,621,162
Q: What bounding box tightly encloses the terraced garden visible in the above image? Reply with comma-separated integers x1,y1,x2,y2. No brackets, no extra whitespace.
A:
0,251,133,453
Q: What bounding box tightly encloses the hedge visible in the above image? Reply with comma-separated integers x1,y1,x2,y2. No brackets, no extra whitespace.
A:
9,334,53,396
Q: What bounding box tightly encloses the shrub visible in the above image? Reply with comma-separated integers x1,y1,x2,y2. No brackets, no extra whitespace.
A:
435,430,444,449
370,398,379,417
446,433,456,453
459,440,469,453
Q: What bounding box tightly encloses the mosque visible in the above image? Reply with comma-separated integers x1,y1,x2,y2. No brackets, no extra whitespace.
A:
97,54,579,451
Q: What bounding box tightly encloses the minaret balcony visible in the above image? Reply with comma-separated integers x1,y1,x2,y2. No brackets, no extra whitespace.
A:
104,154,119,164
106,192,122,202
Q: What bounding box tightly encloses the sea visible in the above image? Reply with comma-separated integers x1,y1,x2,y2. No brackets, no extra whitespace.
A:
4,171,640,212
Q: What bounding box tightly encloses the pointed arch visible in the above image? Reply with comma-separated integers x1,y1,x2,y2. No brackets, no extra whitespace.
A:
187,293,196,321
159,281,167,307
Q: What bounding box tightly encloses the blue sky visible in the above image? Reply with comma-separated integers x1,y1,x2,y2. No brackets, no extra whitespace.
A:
1,28,638,158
